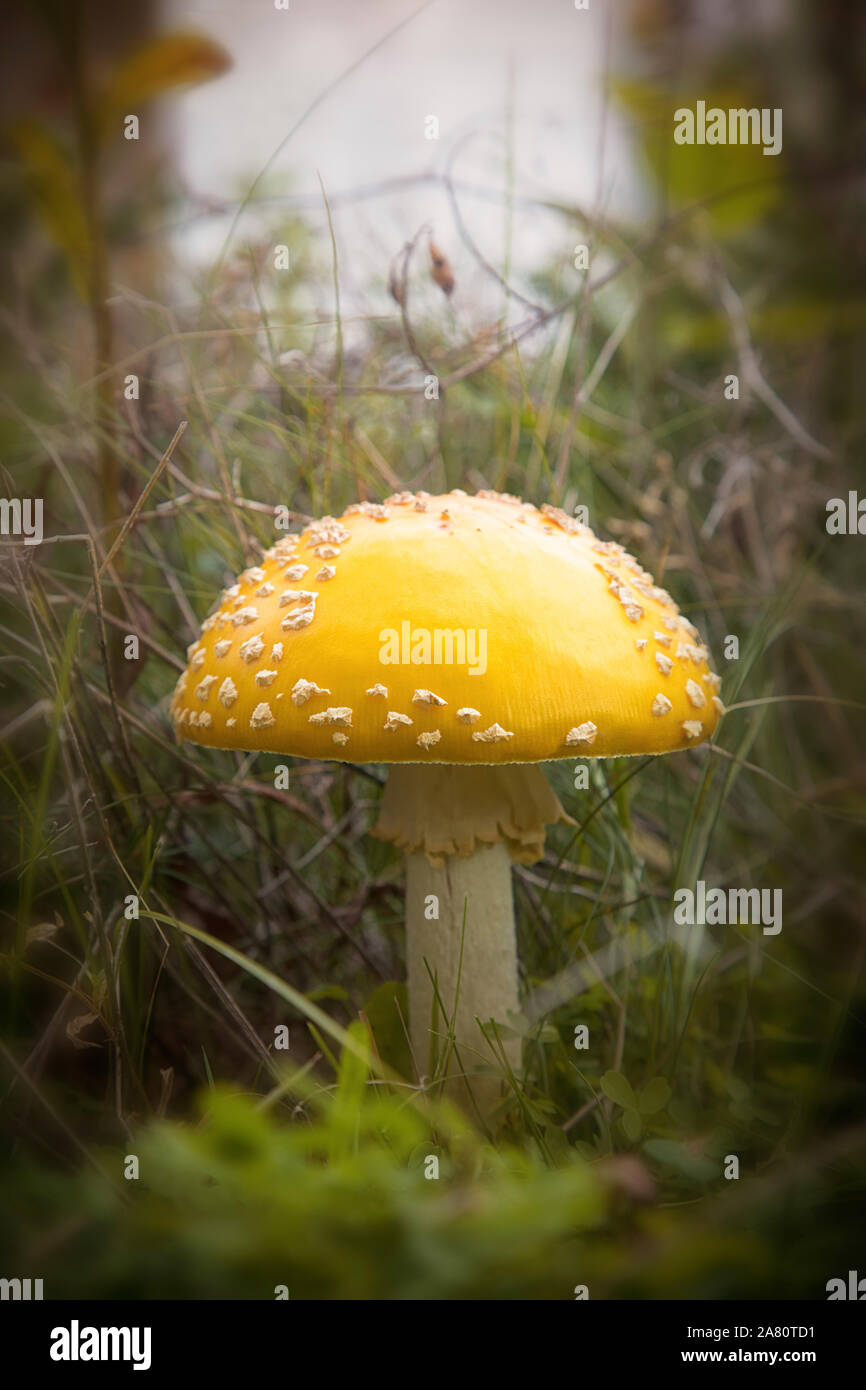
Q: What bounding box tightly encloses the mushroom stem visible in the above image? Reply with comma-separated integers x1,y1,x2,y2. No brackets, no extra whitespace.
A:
373,762,573,1111
405,841,520,1106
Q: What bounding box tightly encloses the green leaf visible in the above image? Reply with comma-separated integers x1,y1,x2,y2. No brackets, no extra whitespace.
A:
305,1022,339,1074
360,980,412,1079
639,1077,672,1115
329,1021,371,1161
613,79,781,236
100,31,231,134
11,120,90,297
600,1069,637,1110
541,1123,573,1165
306,984,349,1003
644,1139,719,1182
573,1140,597,1161
621,1108,642,1142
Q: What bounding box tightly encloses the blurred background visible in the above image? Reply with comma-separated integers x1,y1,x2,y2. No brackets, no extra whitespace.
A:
1,0,865,1299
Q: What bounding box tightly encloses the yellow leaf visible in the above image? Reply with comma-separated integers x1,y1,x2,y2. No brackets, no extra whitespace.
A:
101,31,232,133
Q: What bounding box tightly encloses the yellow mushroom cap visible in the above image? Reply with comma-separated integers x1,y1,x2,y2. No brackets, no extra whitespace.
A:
169,489,722,764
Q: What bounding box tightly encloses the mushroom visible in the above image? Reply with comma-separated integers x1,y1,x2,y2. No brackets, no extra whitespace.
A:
170,490,722,1110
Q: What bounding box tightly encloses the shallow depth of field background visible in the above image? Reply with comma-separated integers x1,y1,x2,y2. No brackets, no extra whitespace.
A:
1,0,864,1298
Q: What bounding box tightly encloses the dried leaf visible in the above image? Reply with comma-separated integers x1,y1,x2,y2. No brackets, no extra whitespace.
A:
429,240,455,295
66,1013,101,1049
87,969,108,1008
25,921,59,946
388,266,405,306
